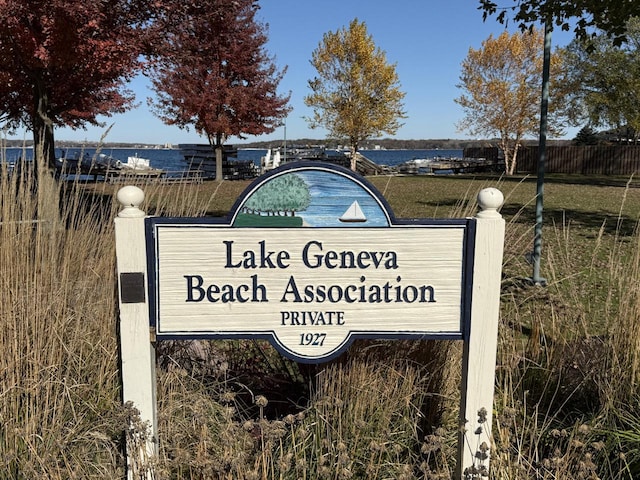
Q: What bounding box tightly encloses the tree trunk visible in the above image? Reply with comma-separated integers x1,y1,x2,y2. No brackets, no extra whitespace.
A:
350,143,358,172
212,133,224,182
507,144,520,176
32,76,60,226
500,139,520,176
215,146,223,181
32,77,57,171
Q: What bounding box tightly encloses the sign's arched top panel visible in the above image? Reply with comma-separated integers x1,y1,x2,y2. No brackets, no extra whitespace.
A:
228,162,394,228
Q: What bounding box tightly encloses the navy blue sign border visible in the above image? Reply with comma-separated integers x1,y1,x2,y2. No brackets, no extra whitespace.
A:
145,161,477,363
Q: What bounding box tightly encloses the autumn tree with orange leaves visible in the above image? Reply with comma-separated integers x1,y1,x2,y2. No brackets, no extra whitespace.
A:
305,19,406,171
0,0,150,170
148,0,290,180
455,28,569,175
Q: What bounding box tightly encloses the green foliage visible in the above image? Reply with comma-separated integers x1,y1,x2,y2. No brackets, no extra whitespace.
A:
562,18,640,142
478,0,640,46
304,19,406,159
573,125,600,145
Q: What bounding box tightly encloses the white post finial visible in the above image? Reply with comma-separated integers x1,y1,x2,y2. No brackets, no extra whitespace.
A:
476,187,504,218
117,186,146,218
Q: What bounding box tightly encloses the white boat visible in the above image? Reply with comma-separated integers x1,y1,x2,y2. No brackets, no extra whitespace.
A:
339,200,366,223
125,154,151,170
260,146,351,173
410,158,435,166
261,149,271,170
260,148,281,172
272,149,281,169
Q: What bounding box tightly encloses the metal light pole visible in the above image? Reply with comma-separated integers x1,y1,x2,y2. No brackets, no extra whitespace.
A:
531,20,551,286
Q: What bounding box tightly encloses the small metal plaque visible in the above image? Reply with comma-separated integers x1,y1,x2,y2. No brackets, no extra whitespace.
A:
120,272,146,304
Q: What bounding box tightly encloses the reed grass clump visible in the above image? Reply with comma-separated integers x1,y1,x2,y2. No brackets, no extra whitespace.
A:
0,153,125,478
487,178,640,479
3,153,640,479
151,338,458,479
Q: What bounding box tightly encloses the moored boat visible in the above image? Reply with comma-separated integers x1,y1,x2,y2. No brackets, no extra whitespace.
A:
260,146,351,173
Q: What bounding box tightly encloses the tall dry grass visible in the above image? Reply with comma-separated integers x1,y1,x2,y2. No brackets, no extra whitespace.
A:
154,348,455,480
2,151,640,479
489,181,640,479
0,152,124,478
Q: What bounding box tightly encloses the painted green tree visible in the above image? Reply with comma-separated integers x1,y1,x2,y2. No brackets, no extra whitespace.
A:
244,174,310,216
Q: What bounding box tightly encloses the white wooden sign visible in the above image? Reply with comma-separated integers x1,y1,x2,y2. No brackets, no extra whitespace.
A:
149,224,473,362
115,162,505,479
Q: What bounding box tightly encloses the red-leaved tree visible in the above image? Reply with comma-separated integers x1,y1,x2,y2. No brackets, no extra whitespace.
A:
148,0,291,180
0,0,150,169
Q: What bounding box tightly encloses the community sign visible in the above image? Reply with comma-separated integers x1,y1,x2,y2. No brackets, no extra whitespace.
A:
146,162,476,363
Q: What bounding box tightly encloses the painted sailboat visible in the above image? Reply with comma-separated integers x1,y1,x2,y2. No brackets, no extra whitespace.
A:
339,200,367,223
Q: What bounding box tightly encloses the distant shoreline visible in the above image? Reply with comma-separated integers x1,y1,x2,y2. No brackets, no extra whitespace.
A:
4,138,574,150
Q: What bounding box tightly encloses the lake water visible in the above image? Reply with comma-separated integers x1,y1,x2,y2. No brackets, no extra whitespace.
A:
2,146,463,172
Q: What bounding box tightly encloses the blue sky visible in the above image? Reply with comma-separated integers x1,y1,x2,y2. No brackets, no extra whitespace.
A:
26,0,580,145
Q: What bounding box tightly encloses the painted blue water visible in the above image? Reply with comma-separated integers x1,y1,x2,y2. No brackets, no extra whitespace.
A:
292,170,390,228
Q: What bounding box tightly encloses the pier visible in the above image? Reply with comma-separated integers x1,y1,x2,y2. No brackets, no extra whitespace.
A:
394,157,504,175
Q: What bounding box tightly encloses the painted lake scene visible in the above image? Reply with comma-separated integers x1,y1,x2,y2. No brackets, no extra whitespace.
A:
233,168,391,227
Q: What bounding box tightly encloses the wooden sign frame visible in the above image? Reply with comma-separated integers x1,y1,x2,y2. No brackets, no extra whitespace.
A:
115,162,505,479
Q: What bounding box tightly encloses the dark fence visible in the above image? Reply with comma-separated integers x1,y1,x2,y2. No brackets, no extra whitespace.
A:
463,147,502,162
464,146,640,175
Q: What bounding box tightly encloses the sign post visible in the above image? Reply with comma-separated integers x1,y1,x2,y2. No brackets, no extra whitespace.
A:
115,186,157,480
114,163,504,479
459,187,505,477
